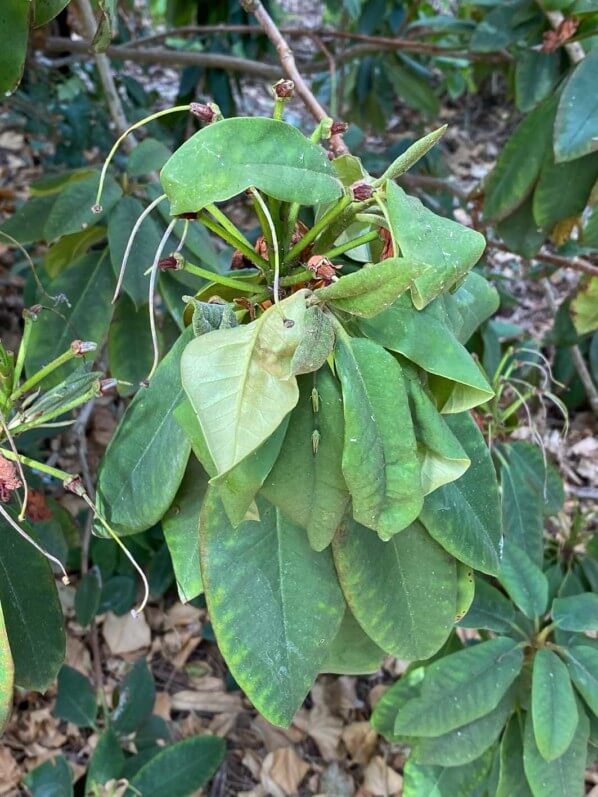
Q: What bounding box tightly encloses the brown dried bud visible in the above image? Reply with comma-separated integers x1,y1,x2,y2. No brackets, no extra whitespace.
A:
99,378,118,395
379,227,394,260
330,120,349,135
158,255,180,271
24,304,42,320
190,102,222,124
542,17,579,52
0,453,22,503
307,255,340,283
351,181,374,202
234,296,257,321
70,340,97,356
231,250,251,270
254,235,269,261
26,489,52,522
65,476,84,496
273,79,295,99
290,221,309,248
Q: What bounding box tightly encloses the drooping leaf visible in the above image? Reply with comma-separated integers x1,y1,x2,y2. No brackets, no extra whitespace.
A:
403,366,470,495
459,578,518,634
32,0,71,28
0,1,31,95
523,706,589,797
563,645,598,716
25,251,115,387
533,151,598,233
107,298,156,396
515,50,561,113
108,196,164,308
532,649,578,761
494,715,533,797
333,518,457,660
359,294,494,413
484,95,558,221
321,610,385,675
181,291,309,476
96,329,192,535
402,750,494,797
393,638,524,737
23,756,73,797
0,599,14,733
127,138,172,177
74,568,102,629
161,118,343,214
111,659,156,736
411,686,515,766
554,50,598,162
0,514,65,691
262,369,348,551
500,541,549,619
162,456,207,603
552,593,598,631
386,181,486,309
419,412,502,576
54,665,97,728
44,173,122,240
85,728,125,793
444,271,500,344
571,277,598,335
200,491,344,727
334,333,422,538
314,258,429,317
128,736,225,797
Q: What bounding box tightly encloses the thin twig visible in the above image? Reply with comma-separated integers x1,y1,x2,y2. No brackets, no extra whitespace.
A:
489,239,598,278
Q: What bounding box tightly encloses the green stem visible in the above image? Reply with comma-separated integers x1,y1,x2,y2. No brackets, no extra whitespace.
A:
10,347,77,402
10,382,101,434
12,313,34,391
355,212,388,228
251,189,281,304
273,98,285,121
536,622,556,646
285,202,301,251
0,447,73,483
321,230,379,260
315,196,378,253
205,203,255,253
284,195,352,265
198,213,269,271
183,262,262,292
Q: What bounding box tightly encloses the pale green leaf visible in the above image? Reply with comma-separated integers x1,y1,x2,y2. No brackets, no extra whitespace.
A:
161,118,342,215
571,277,598,335
444,271,500,344
552,593,598,631
0,600,13,733
290,306,335,374
455,562,475,622
554,50,598,162
44,226,107,279
532,649,578,761
564,645,598,716
371,668,425,743
377,125,447,183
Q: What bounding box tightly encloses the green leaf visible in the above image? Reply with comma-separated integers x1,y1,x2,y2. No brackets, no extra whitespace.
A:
111,659,156,736
495,715,533,797
181,291,309,476
552,593,598,631
85,728,125,793
93,0,117,51
54,665,97,728
96,329,192,535
563,645,598,716
0,515,65,691
262,369,348,551
44,226,108,279
500,461,544,568
108,196,164,308
359,294,494,413
23,756,73,797
523,706,589,797
386,181,486,309
0,195,57,245
44,173,122,240
0,599,14,733
571,277,598,335
455,562,475,622
334,333,422,538
107,298,156,396
533,151,598,232
200,491,344,726
321,610,385,675
314,258,428,317
25,251,115,387
393,638,524,737
496,196,545,259
484,95,558,221
128,736,225,797
162,456,207,603
161,118,342,215
554,50,598,162
74,568,102,629
502,442,564,518
459,578,518,634
387,60,440,119
403,750,494,797
419,412,502,576
412,686,515,766
33,0,71,27
500,541,549,619
515,50,561,113
377,125,447,183
404,366,470,495
0,1,31,95
371,668,425,742
445,272,500,344
333,518,457,660
532,649,578,761
127,138,172,177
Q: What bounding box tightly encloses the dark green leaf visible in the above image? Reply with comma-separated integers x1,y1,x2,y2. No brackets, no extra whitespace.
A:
444,272,500,344
75,568,102,628
54,665,97,727
334,333,422,538
161,118,342,214
523,706,589,796
494,715,533,797
552,593,598,631
107,298,156,396
33,0,71,27
371,668,425,742
496,196,545,259
393,638,524,737
98,575,136,616
23,755,73,797
0,195,57,245
321,610,385,675
127,138,172,177
262,369,348,551
500,541,549,619
564,645,598,716
44,226,108,279
532,649,578,760
387,60,440,119
516,50,561,113
459,578,519,634
501,461,544,568
554,50,598,162
484,96,557,221
0,1,31,95
0,599,14,733
85,728,125,793
128,736,225,797
111,659,156,736
93,0,117,51
403,749,494,797
0,514,65,691
333,518,457,660
200,491,344,726
502,442,564,518
96,329,192,535
44,174,122,240
533,151,598,232
419,412,502,575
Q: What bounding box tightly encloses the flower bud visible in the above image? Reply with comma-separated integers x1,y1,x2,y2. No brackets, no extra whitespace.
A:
273,79,294,99
307,255,339,282
158,255,179,271
331,120,349,135
99,378,118,395
351,181,374,201
190,102,222,124
65,476,85,496
70,340,97,356
24,304,42,320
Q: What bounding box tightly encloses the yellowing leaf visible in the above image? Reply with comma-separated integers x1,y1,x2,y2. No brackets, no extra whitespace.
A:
571,277,598,335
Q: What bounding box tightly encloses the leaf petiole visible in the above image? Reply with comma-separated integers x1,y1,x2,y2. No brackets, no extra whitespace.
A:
183,262,262,292
284,194,352,265
321,229,379,260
